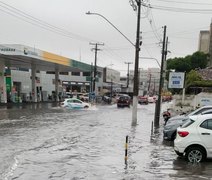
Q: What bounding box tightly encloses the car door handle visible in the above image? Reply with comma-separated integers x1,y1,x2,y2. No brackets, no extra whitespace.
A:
201,133,210,135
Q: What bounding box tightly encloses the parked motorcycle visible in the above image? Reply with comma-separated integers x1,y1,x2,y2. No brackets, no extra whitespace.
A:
162,110,171,125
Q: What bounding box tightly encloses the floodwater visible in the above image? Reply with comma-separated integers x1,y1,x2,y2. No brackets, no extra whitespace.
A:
0,102,212,180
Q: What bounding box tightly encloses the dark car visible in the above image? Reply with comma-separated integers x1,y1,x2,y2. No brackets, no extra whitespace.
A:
117,95,131,108
138,96,148,105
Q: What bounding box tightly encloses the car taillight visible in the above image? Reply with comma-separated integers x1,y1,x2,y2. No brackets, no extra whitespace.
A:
178,131,189,137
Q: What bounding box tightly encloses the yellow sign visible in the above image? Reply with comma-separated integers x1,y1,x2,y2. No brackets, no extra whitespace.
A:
42,51,70,66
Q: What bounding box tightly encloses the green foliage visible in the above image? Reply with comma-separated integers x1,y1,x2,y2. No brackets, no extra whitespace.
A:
187,80,212,87
185,70,202,88
167,51,209,72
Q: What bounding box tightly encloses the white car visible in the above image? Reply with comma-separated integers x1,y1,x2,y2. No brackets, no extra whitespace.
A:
148,96,155,103
60,98,90,109
174,114,212,163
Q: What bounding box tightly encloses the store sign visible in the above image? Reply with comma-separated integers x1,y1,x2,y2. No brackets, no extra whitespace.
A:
0,48,15,52
168,72,185,89
23,47,38,56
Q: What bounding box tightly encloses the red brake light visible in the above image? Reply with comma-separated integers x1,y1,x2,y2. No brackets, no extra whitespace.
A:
178,131,189,137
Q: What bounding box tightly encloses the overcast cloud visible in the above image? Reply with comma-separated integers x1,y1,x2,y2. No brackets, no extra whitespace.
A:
0,0,211,75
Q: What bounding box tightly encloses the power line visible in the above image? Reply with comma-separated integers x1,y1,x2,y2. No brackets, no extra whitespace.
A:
0,1,96,42
142,2,212,14
154,0,212,6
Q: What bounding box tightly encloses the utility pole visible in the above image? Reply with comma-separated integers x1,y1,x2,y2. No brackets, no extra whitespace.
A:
125,62,133,88
163,36,169,91
147,73,152,94
154,25,167,127
90,42,104,94
132,0,142,126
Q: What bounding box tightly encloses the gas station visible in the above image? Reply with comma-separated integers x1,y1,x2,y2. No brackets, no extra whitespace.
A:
0,44,92,103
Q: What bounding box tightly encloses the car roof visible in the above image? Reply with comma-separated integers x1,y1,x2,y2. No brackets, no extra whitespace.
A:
189,114,212,122
64,98,80,101
188,105,212,116
201,109,212,114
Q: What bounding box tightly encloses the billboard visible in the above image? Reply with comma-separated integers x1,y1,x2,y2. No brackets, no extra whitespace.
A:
168,72,185,89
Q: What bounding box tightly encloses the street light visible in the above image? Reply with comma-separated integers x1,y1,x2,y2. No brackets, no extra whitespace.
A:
86,2,142,126
139,57,161,68
125,62,133,88
86,11,135,47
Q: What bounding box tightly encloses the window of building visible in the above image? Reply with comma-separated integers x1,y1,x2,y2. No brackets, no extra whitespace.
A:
83,72,91,76
60,72,69,75
46,71,55,74
72,72,80,76
97,72,102,78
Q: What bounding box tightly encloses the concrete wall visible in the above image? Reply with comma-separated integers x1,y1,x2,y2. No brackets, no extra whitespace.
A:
173,92,212,113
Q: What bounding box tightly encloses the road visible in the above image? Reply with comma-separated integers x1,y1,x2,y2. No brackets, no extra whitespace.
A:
0,102,212,180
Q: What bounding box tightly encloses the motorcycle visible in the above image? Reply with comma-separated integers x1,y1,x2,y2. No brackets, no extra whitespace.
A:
162,110,171,125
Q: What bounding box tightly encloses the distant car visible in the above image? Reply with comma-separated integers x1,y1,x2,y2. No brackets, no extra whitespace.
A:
148,96,155,103
102,95,111,103
138,96,148,105
79,93,89,102
60,98,90,109
117,95,131,108
163,105,212,141
174,114,212,163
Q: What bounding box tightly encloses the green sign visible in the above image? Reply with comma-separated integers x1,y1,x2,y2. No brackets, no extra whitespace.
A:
6,77,12,92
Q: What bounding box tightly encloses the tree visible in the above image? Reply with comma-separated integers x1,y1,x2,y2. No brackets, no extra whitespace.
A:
185,70,202,88
167,51,209,73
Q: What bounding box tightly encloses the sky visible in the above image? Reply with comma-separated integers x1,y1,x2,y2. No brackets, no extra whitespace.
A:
0,0,212,76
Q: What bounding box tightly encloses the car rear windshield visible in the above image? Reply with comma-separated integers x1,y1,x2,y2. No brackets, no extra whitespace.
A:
181,118,194,128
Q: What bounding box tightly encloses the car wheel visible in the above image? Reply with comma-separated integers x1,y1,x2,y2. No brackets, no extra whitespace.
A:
84,106,89,108
185,146,206,163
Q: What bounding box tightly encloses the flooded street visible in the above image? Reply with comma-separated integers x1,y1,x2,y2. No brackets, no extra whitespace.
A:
0,103,212,180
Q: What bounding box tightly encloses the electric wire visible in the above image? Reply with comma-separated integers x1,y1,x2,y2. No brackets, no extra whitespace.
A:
0,1,96,42
142,2,212,14
154,0,212,6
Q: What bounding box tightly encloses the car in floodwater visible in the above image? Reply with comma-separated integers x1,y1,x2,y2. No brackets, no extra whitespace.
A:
174,114,212,163
60,98,90,109
138,96,148,105
117,95,131,108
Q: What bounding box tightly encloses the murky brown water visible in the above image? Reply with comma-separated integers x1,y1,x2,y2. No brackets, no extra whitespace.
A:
0,102,212,180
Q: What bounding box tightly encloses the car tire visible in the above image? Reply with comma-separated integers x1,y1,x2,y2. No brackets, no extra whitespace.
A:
185,146,206,163
84,106,89,108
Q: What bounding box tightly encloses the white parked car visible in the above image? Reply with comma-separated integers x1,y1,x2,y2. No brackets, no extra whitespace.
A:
60,98,90,109
174,114,212,163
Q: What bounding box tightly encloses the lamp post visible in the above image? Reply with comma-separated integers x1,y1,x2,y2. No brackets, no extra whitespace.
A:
86,2,142,126
125,62,133,88
105,64,114,101
139,57,161,68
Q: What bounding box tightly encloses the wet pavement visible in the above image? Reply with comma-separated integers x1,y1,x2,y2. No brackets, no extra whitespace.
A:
0,102,212,180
